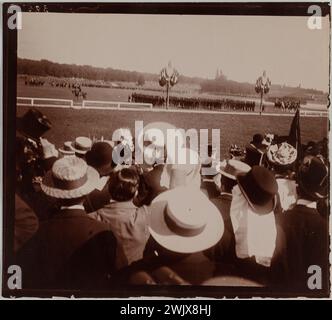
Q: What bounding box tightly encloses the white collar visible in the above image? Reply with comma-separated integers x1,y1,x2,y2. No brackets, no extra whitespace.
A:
297,199,317,209
60,205,85,210
95,175,110,191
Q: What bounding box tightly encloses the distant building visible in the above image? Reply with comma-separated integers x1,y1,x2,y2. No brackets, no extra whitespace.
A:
215,68,227,81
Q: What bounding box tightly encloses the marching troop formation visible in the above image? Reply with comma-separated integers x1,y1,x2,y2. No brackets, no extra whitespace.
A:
274,98,301,112
131,92,256,112
13,108,329,294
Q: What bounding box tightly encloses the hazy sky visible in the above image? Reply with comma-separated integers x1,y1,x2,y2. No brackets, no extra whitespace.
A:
18,13,330,91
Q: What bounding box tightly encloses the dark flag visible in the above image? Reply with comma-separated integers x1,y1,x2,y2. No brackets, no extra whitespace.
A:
288,108,303,161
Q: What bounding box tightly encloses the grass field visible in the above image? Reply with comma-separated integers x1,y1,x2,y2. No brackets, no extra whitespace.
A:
17,105,328,158
16,78,328,157
18,79,134,103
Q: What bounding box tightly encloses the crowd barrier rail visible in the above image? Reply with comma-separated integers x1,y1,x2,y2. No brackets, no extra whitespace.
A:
16,97,328,117
82,100,153,110
17,97,73,108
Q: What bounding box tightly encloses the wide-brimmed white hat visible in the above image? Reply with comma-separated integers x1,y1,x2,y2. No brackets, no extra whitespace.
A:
137,122,185,149
218,159,251,180
71,136,92,155
164,148,201,189
149,187,224,254
112,127,133,143
41,156,99,199
267,142,297,167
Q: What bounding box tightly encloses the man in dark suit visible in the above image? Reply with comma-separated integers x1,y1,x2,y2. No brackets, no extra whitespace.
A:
16,156,118,290
244,133,267,167
14,194,39,253
84,141,116,212
280,155,329,293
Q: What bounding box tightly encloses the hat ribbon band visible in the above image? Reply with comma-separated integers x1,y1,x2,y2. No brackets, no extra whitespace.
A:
63,146,74,152
52,174,88,190
74,143,90,152
164,209,206,237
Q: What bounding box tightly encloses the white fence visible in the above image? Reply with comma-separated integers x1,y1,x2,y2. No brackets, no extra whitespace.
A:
17,97,73,108
300,110,329,118
82,100,153,110
16,97,328,117
16,97,152,110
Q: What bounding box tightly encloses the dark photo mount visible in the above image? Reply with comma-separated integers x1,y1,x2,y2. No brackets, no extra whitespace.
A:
2,2,330,299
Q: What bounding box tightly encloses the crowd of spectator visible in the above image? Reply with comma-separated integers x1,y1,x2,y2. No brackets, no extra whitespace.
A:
12,108,329,295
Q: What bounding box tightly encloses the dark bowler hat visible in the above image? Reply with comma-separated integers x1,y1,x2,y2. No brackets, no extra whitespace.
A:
237,166,278,215
86,141,115,175
17,108,52,139
298,155,328,200
251,133,264,146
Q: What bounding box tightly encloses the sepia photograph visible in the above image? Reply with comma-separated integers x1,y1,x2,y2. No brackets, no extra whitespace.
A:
2,2,330,299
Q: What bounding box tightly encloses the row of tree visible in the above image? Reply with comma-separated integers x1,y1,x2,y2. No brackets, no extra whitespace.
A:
17,58,155,83
17,58,201,86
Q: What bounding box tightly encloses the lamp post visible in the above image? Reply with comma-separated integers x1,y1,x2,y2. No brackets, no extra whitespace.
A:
255,70,271,115
159,61,179,109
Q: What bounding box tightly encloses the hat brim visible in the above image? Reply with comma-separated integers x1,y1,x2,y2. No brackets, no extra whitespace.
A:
266,146,297,168
70,141,91,154
71,148,89,155
218,160,236,180
58,148,75,155
149,188,224,254
237,174,276,215
41,166,99,199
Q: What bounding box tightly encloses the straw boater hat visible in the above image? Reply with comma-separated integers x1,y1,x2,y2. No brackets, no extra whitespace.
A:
149,187,224,254
237,166,278,215
136,121,184,166
202,275,263,287
58,141,75,155
166,148,201,189
41,156,99,199
71,137,92,155
218,159,251,180
138,121,185,153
